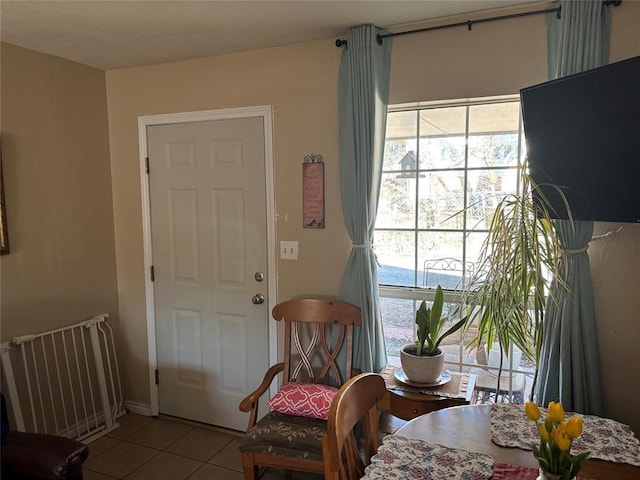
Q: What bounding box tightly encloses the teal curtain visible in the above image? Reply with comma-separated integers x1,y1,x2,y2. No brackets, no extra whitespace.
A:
337,25,391,373
537,0,609,414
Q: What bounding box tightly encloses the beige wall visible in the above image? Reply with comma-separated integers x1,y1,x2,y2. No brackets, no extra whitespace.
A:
0,44,119,340
389,8,548,103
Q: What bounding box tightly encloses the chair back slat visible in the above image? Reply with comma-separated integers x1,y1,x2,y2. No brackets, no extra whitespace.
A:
289,321,320,382
316,324,347,385
272,299,361,387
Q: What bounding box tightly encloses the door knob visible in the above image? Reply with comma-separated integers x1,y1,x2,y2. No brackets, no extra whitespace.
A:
252,294,265,305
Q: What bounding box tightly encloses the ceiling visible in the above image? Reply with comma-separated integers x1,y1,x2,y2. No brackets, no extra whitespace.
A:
1,1,541,70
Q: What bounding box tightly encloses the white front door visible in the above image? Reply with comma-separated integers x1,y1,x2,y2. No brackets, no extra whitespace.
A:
146,112,272,431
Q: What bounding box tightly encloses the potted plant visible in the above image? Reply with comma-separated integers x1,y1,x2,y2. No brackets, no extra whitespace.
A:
458,169,570,400
400,285,467,384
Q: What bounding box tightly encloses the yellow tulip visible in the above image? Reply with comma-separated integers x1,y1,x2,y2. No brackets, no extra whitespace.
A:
544,417,554,434
551,427,571,451
523,400,589,476
525,402,541,421
538,423,549,441
556,421,567,437
566,416,584,439
547,401,565,423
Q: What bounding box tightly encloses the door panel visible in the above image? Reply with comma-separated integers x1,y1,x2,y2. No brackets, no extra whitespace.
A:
147,116,269,431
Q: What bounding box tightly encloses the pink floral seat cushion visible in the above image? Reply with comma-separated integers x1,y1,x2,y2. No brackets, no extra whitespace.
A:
267,382,337,420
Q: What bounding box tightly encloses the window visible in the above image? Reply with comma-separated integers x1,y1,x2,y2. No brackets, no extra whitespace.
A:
376,96,531,403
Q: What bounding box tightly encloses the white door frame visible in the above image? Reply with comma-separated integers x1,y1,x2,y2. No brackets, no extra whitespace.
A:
138,106,278,416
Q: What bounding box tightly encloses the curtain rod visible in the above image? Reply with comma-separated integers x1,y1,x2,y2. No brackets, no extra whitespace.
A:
335,0,621,48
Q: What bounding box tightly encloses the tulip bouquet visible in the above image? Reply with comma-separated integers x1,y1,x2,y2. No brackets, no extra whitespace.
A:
524,401,591,480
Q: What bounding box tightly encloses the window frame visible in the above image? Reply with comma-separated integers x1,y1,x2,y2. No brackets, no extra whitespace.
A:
377,95,531,402
377,94,524,295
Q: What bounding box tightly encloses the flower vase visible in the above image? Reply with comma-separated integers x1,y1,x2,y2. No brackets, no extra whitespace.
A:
536,468,575,480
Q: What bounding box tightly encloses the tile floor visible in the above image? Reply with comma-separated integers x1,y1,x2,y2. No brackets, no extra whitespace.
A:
83,413,323,480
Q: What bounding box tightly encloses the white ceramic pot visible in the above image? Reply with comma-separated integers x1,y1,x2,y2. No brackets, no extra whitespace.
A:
536,468,575,480
400,345,444,384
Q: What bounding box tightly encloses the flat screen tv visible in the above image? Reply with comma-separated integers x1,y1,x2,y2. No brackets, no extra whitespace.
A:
520,55,640,223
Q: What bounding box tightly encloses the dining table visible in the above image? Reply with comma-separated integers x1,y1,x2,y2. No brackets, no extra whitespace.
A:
391,404,640,480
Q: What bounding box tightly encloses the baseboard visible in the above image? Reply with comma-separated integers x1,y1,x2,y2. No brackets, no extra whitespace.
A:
124,400,153,416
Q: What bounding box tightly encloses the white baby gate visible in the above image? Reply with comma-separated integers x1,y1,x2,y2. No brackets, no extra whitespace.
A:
1,313,126,443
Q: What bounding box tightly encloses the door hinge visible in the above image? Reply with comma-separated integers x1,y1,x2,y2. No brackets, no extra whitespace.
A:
145,157,150,174
155,369,159,385
150,265,155,282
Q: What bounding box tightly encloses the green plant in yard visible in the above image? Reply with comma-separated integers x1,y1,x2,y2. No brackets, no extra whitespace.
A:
414,285,467,356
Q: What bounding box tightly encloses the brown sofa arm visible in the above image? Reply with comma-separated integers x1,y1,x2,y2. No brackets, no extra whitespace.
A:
1,430,89,480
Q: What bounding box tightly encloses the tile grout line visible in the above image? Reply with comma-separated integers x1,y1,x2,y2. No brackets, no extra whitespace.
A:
84,413,247,480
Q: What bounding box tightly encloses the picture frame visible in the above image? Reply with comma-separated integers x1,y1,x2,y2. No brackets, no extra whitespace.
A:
302,154,324,229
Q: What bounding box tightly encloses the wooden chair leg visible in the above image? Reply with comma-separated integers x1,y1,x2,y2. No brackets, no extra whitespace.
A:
241,452,259,480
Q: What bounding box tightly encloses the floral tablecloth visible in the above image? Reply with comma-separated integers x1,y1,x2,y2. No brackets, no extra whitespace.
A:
362,434,494,480
490,403,640,466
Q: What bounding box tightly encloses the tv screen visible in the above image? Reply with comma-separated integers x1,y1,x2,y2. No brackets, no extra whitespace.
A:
520,55,640,223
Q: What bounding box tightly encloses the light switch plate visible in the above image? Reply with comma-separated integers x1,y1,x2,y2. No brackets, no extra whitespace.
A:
280,241,298,260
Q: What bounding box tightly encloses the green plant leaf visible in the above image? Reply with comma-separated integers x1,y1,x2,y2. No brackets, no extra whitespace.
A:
411,285,469,356
570,451,590,476
429,285,444,335
415,300,429,356
433,316,467,351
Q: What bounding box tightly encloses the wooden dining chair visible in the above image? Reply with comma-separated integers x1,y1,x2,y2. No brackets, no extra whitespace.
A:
238,298,362,480
322,372,387,480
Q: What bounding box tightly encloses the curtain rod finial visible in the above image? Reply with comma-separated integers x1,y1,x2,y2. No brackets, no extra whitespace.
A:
335,39,347,48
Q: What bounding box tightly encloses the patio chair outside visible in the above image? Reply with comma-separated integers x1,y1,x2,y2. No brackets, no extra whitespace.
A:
422,257,475,290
